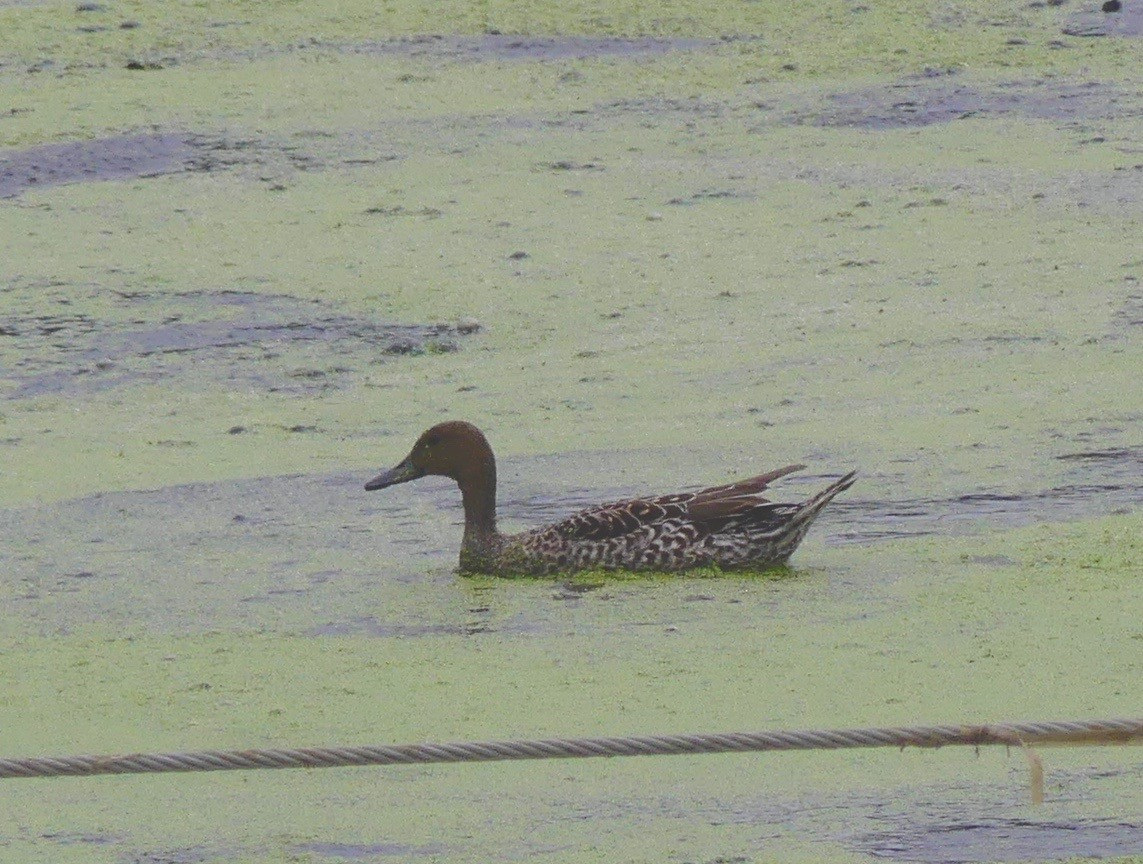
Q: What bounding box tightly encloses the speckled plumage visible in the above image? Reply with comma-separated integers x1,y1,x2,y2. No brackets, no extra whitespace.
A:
365,421,856,576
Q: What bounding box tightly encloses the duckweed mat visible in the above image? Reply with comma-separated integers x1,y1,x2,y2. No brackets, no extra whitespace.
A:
2,1,1141,862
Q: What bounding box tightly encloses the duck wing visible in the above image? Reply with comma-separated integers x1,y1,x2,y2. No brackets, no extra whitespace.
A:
548,464,807,542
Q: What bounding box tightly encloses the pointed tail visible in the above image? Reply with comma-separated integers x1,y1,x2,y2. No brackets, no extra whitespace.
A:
764,469,857,561
800,469,858,519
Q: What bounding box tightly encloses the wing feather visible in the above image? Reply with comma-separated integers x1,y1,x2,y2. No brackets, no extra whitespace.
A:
546,464,806,542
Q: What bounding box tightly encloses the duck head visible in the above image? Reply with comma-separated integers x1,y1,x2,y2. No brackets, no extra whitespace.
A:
365,420,494,491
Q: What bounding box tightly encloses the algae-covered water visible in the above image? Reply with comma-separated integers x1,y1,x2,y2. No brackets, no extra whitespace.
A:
2,2,1141,862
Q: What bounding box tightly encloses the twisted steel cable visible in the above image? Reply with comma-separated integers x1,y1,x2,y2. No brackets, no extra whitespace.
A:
1,717,1139,780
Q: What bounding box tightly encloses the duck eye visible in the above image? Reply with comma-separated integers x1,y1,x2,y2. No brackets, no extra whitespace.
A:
424,435,440,448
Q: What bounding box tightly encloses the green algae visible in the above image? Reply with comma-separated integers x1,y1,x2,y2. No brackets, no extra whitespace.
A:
2,1,1142,861
1,0,1139,79
2,106,1140,504
1,515,1141,862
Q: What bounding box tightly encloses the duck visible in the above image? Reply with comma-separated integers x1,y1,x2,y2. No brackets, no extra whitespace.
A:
364,420,856,576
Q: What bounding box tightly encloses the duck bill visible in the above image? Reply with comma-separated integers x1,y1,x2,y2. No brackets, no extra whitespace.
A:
364,457,424,491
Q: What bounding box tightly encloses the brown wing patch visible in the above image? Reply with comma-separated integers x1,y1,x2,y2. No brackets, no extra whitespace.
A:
687,495,766,522
689,464,805,504
546,465,805,543
685,464,805,521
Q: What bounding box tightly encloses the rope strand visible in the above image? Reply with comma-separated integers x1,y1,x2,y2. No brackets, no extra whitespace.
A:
2,717,1139,781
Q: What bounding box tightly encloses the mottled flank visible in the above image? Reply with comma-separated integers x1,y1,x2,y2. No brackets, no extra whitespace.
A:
365,421,856,575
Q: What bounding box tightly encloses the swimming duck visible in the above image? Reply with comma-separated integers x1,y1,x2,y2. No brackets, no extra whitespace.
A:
365,421,856,575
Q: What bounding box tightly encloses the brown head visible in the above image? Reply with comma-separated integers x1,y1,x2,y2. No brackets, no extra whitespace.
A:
365,420,496,493
366,421,500,545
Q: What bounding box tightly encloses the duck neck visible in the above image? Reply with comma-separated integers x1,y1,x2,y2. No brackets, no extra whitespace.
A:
457,450,499,558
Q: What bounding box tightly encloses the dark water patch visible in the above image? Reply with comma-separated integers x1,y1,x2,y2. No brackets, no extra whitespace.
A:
0,464,800,636
859,817,1143,862
802,78,1129,130
128,846,221,864
843,764,1143,862
666,188,755,206
38,832,224,864
0,132,315,198
308,617,489,637
0,133,195,198
1056,445,1142,462
343,35,722,63
1112,291,1143,329
307,617,532,636
539,159,605,172
1054,441,1143,492
599,95,727,119
963,554,1018,566
363,204,443,219
296,840,447,859
40,830,121,845
1,448,1137,636
0,283,478,398
0,470,467,634
833,479,1143,544
1063,1,1143,37
551,761,1142,864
